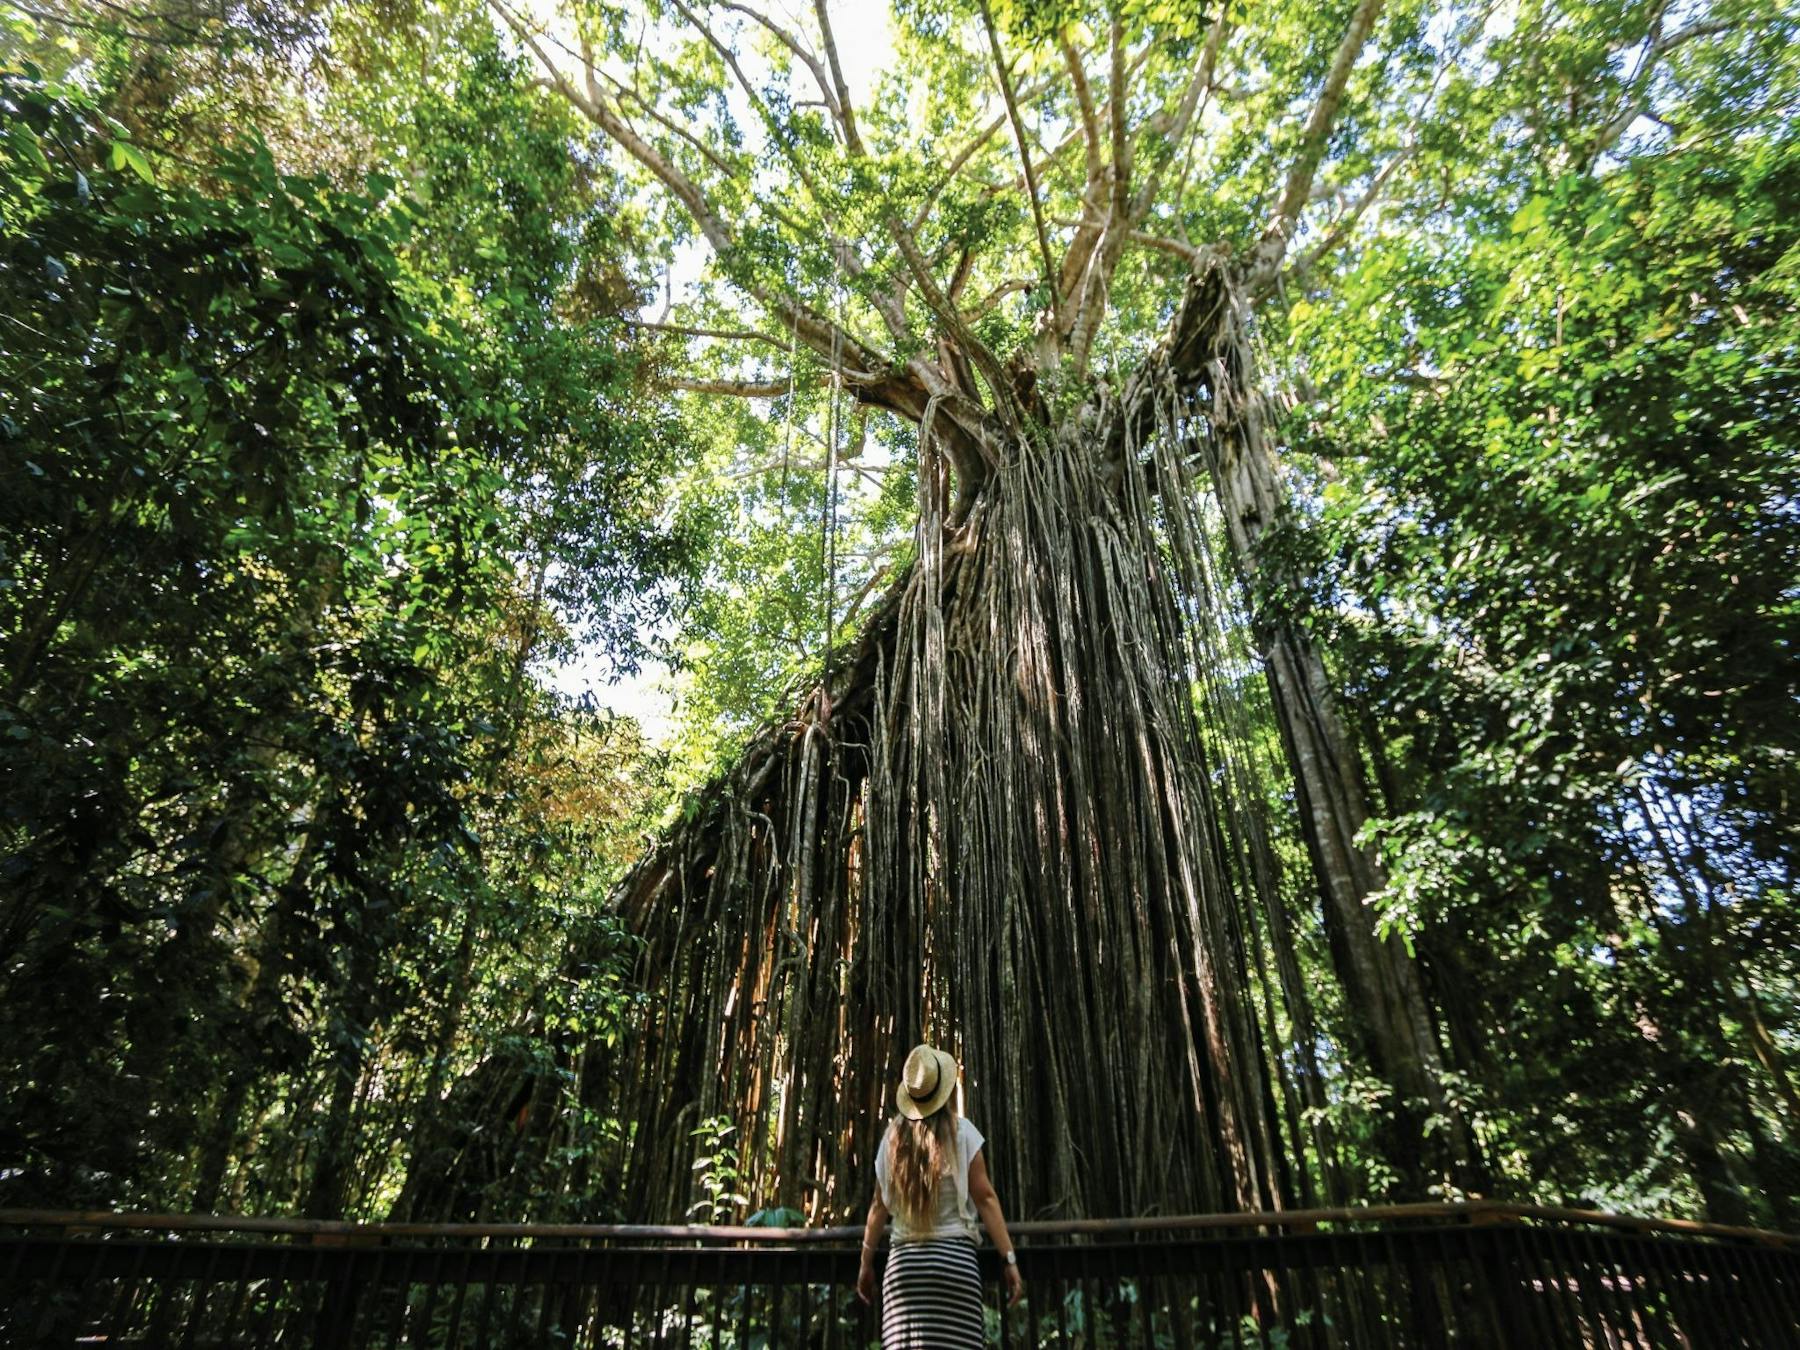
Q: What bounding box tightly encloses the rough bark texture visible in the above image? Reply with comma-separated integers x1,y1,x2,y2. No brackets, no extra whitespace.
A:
403,263,1479,1224
569,266,1327,1223
1193,270,1484,1193
477,0,1475,1222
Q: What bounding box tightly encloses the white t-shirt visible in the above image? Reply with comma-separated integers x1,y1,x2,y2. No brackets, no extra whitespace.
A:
875,1115,985,1243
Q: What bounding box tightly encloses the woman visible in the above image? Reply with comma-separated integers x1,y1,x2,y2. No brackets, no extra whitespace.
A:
856,1043,1024,1346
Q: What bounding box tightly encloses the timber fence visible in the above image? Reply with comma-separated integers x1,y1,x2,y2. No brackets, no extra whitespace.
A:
2,1201,1796,1347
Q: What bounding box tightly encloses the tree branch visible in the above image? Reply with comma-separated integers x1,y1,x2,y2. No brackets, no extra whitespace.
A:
629,321,785,346
907,71,1062,232
668,0,834,206
1130,230,1206,265
1059,17,1137,376
1059,32,1105,194
945,245,979,307
1108,14,1132,218
600,69,744,180
716,1,839,118
909,112,1007,232
812,0,865,155
489,0,736,253
495,0,1000,477
978,0,1061,336
1250,0,1387,292
1131,13,1231,221
496,0,890,371
962,277,1036,321
665,376,798,397
1286,143,1412,280
887,221,1016,432
1590,16,1739,163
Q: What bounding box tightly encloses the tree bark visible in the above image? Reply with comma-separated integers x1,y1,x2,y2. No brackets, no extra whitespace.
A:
1189,269,1485,1195
583,370,1302,1222
433,266,1474,1222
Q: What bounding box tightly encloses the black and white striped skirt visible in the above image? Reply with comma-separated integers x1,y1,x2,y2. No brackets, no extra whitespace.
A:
880,1237,983,1348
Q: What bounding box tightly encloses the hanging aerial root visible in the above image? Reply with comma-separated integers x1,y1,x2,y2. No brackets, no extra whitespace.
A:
567,260,1350,1224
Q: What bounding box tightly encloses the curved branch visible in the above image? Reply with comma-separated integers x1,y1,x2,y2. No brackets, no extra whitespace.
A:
979,0,1061,337
493,0,999,474
1130,230,1206,265
1131,13,1231,222
1286,143,1412,281
905,70,1064,233
716,0,839,117
1589,16,1740,164
1250,0,1387,292
812,0,865,155
601,69,744,180
1059,33,1105,194
669,0,833,205
962,277,1036,322
489,0,735,254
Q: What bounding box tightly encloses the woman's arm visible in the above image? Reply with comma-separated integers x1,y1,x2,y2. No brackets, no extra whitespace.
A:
855,1194,889,1304
967,1150,1024,1306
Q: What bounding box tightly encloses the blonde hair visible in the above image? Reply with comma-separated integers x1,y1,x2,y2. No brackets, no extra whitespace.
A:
888,1105,958,1226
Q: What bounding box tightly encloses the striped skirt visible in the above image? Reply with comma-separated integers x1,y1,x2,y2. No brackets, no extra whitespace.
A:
880,1237,983,1348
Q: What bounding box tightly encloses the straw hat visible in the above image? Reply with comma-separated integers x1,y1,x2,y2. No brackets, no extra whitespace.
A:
895,1043,959,1120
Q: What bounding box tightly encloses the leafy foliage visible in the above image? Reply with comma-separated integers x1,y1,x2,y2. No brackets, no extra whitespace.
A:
0,48,697,1217
1280,129,1800,1219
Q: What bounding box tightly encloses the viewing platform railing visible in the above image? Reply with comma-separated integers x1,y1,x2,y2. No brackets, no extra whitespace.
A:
3,1200,1796,1347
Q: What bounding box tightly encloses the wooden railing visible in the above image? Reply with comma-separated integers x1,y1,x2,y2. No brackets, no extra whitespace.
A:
3,1200,1796,1346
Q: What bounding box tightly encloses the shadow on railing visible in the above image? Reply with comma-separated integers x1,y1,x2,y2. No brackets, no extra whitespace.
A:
3,1201,1796,1347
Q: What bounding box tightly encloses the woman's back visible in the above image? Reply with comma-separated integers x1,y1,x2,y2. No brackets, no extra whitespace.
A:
875,1115,985,1243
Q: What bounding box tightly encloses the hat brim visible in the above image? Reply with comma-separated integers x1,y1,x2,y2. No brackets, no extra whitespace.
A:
895,1048,959,1120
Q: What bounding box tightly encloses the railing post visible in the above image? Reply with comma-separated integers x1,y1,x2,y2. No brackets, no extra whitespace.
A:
314,1258,364,1347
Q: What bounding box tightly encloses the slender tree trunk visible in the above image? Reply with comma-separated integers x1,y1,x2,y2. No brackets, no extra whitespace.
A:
192,682,375,1211
1667,1069,1755,1226
1196,273,1483,1194
1641,781,1800,1136
389,913,479,1222
191,832,324,1214
305,1000,369,1220
1614,849,1761,1225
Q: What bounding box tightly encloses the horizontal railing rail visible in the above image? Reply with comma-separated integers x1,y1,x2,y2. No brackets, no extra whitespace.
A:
5,1197,1797,1243
4,1202,1796,1347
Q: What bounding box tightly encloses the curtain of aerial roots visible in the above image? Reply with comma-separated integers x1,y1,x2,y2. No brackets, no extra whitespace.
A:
595,361,1334,1225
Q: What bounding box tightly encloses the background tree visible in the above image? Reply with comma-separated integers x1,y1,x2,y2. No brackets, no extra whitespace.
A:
1282,126,1800,1222
0,22,703,1217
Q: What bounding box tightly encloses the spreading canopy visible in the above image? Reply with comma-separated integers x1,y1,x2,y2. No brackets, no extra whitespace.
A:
490,0,1773,464
490,0,1432,475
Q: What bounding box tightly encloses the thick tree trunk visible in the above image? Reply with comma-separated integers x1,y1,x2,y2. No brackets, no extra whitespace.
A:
588,373,1301,1222
1191,271,1484,1195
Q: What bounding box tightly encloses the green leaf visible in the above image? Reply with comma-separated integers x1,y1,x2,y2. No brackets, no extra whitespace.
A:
8,122,51,176
109,139,156,184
